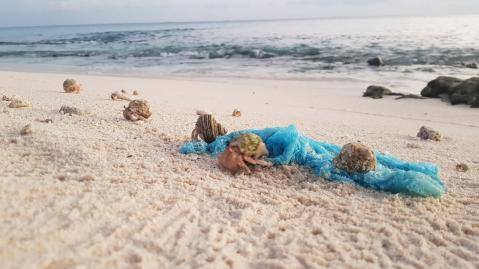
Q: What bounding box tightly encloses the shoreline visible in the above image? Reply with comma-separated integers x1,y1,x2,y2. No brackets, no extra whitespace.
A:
1,70,478,268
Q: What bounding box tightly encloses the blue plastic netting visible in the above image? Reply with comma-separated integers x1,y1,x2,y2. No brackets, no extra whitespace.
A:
180,125,446,198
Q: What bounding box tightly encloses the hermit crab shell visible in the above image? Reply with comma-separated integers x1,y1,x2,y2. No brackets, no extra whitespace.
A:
333,142,377,173
63,79,82,93
229,133,268,158
123,99,152,121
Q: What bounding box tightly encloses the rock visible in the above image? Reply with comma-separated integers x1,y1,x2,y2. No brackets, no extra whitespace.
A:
455,163,469,172
367,57,385,66
59,105,83,116
232,109,242,117
417,126,441,141
123,100,152,121
471,98,479,108
133,90,140,96
449,77,479,106
462,63,478,69
333,142,377,173
20,124,33,135
8,99,29,108
63,79,82,94
421,76,463,98
363,85,392,99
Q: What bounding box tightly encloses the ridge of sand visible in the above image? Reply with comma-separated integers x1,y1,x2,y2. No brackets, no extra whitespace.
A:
0,71,478,269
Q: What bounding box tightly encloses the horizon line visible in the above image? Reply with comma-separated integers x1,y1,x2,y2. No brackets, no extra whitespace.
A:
0,13,477,29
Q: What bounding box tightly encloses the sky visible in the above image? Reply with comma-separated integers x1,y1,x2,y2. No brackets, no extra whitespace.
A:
0,0,478,27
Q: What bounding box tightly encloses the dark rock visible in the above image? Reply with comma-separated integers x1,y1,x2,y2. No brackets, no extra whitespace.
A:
363,85,392,99
367,57,385,66
461,63,478,69
334,142,377,173
471,98,479,108
421,76,463,98
449,77,479,106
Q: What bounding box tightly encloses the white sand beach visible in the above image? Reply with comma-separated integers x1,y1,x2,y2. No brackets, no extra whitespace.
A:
0,71,478,268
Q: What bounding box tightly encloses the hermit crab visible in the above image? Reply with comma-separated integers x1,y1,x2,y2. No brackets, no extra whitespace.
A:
218,133,272,175
123,99,152,121
191,114,227,143
63,79,82,94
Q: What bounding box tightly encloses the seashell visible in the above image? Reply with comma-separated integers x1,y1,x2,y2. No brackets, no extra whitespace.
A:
8,99,29,108
417,126,441,141
229,133,268,159
20,124,33,135
63,79,82,94
2,95,13,101
123,100,152,121
59,105,83,116
334,142,377,173
111,91,131,101
133,90,140,96
455,163,469,172
232,109,242,117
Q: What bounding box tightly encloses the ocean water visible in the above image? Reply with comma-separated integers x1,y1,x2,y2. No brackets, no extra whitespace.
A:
0,15,478,86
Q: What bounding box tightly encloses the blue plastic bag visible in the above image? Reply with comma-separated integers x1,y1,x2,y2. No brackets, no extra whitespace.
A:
180,125,446,198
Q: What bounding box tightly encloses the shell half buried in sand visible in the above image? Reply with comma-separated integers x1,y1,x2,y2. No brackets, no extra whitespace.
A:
63,79,82,94
123,99,152,121
8,99,30,108
111,91,131,101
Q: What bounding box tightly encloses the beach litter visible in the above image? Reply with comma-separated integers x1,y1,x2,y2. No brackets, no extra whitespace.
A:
191,114,227,143
181,125,446,198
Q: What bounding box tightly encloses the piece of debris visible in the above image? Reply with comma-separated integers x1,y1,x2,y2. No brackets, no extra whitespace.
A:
63,79,82,93
417,126,442,141
20,124,33,135
123,100,152,121
455,163,469,173
334,142,377,173
232,109,242,117
59,105,83,116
